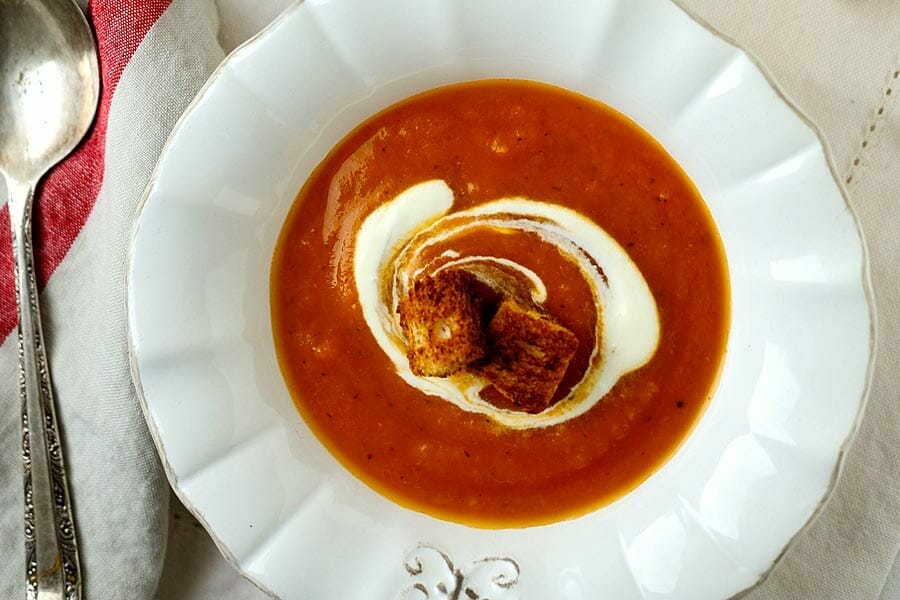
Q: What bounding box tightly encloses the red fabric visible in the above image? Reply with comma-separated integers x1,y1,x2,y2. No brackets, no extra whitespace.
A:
0,0,172,340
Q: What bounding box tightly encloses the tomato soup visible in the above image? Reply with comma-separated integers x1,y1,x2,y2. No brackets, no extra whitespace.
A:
270,80,729,527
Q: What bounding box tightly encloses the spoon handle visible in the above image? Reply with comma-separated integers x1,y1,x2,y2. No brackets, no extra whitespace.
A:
7,178,82,600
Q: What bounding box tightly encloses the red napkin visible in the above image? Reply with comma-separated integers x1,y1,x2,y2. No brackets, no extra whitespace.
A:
1,1,171,338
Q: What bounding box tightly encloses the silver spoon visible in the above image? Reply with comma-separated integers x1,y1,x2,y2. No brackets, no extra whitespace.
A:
0,1,99,598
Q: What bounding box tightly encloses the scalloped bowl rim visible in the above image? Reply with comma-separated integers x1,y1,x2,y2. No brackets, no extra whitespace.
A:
127,1,875,599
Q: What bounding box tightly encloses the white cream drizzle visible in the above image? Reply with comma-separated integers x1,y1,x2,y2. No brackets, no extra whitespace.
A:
353,179,660,429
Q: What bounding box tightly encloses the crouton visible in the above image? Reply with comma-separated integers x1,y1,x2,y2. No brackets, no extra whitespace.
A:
474,298,578,413
398,269,487,377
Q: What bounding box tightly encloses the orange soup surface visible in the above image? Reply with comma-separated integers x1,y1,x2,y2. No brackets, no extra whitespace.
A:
271,80,730,527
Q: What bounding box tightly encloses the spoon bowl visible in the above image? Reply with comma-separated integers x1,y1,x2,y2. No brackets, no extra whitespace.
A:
0,0,99,183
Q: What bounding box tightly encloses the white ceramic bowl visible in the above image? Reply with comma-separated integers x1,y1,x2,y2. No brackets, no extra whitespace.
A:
127,1,873,598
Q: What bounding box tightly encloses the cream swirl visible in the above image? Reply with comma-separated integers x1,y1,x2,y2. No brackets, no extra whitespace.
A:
353,180,659,429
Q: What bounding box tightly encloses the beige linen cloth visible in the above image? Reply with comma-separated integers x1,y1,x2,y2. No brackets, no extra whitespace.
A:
93,0,899,598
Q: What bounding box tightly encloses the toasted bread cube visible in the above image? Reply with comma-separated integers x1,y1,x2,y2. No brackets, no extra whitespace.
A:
475,299,578,412
398,270,487,377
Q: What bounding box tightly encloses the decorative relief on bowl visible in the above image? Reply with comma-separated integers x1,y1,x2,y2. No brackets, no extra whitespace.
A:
402,545,520,600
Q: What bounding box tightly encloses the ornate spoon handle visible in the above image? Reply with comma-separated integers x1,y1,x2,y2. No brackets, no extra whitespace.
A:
7,178,82,600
